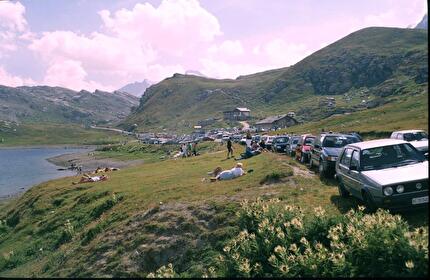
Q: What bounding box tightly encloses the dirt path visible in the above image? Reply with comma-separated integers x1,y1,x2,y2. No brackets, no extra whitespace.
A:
239,121,250,130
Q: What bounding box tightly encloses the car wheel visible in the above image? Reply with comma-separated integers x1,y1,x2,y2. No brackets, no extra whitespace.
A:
362,191,377,213
338,181,349,197
319,160,327,178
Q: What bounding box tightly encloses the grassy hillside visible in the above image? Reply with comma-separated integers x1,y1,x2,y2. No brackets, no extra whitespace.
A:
122,27,428,132
276,90,428,138
0,144,426,277
0,123,131,146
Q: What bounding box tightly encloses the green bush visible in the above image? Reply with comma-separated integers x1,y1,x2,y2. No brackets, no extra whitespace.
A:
216,198,428,277
259,171,293,185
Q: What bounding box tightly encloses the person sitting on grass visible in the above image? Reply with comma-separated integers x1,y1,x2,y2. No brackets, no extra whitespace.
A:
210,163,245,181
72,174,108,184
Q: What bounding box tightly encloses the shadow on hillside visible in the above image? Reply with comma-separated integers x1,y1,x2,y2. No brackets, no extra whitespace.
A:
330,195,429,229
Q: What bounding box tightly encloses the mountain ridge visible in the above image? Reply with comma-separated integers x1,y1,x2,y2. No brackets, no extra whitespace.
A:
121,27,428,132
0,85,139,125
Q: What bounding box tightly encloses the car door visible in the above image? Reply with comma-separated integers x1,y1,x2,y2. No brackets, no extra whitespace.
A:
312,135,323,166
338,148,354,190
347,149,362,197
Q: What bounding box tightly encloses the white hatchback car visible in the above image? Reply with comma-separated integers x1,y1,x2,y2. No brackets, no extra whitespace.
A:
390,130,428,156
335,139,428,211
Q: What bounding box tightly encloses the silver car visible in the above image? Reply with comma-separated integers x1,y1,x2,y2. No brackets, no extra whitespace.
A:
286,136,300,156
335,139,428,211
390,130,428,156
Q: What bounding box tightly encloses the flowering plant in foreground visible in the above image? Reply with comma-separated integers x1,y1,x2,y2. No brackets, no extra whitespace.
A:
217,198,428,277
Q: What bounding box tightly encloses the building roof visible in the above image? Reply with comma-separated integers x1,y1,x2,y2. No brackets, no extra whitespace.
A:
235,107,250,112
347,139,407,150
256,114,290,125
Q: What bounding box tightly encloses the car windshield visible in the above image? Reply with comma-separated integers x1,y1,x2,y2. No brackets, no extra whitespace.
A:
323,135,360,148
361,143,425,171
292,139,299,144
275,137,288,143
403,132,428,141
304,137,315,145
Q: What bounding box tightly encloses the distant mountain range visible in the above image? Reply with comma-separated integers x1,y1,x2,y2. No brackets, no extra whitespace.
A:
0,86,139,125
121,27,428,132
118,79,152,97
415,14,428,29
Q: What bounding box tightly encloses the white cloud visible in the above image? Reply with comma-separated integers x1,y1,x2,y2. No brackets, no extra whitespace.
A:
0,1,28,57
42,59,110,92
208,40,244,57
27,0,224,90
99,0,222,55
0,1,27,32
0,65,35,87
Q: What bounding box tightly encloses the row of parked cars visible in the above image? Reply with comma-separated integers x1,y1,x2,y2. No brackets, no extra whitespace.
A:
269,129,428,211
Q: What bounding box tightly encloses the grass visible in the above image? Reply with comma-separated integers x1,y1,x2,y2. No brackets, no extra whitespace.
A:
274,92,428,138
94,141,223,162
0,142,427,277
0,123,132,146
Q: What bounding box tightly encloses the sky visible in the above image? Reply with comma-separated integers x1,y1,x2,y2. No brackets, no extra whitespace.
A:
0,0,427,92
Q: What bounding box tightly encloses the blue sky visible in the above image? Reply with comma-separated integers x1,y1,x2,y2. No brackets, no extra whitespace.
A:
0,0,427,91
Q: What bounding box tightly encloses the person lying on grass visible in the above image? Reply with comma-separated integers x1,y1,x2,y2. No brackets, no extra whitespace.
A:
210,163,246,181
72,174,108,184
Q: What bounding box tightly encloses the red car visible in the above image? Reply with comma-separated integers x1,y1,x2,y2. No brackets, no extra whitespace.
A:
295,134,316,163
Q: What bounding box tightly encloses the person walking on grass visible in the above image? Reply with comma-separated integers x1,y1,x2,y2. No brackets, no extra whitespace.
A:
246,130,252,147
192,142,198,156
227,137,234,158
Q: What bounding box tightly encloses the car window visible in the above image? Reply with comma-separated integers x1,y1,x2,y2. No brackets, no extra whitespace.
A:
322,136,359,148
340,148,353,166
350,150,360,169
361,143,425,171
304,137,315,145
403,132,428,141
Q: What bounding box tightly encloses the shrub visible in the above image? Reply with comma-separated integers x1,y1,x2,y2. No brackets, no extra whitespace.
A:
259,171,293,185
216,198,428,277
146,263,178,278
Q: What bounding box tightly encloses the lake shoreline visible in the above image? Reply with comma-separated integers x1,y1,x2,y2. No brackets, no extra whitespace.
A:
47,150,145,173
0,144,97,150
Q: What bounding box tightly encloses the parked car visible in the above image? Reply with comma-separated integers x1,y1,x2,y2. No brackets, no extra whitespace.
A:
261,135,275,150
390,130,428,156
272,136,290,153
335,139,428,211
310,133,362,178
295,134,315,163
232,134,243,142
286,136,300,156
252,135,261,143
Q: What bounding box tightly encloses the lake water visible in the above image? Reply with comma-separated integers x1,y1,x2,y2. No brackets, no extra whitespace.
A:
0,147,87,198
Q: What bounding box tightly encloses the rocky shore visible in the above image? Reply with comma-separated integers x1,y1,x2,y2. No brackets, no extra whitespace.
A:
47,150,145,173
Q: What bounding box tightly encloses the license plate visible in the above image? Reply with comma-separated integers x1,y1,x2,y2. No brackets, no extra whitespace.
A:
412,196,428,205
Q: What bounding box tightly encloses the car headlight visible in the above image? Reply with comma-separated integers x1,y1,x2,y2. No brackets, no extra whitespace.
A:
383,186,393,196
327,156,338,161
416,183,422,190
396,185,404,193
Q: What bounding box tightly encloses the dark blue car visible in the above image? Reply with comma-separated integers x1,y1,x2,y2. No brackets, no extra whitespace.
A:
309,133,362,178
